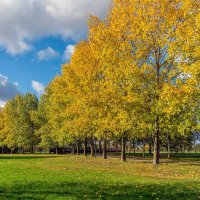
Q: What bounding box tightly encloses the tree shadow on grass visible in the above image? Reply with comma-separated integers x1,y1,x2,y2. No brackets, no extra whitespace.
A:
0,180,199,200
0,155,63,160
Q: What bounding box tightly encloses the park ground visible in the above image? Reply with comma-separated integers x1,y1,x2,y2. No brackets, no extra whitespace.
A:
0,154,200,200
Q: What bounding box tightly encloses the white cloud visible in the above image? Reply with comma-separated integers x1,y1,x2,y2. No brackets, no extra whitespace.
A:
0,74,8,86
63,44,75,61
13,82,19,87
31,80,45,95
0,100,6,108
0,0,110,55
37,47,59,61
0,74,21,106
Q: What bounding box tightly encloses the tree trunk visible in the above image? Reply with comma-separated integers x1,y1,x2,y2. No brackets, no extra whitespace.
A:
149,141,152,155
90,137,95,157
1,147,4,154
30,143,34,154
115,142,118,153
167,137,170,159
108,140,111,149
143,140,145,158
194,137,196,154
94,138,97,156
153,116,160,165
84,138,87,157
182,143,185,153
21,146,24,154
121,135,126,162
71,145,75,155
176,146,179,153
154,54,161,164
103,138,107,159
133,139,136,155
77,141,80,155
128,142,131,158
99,141,102,154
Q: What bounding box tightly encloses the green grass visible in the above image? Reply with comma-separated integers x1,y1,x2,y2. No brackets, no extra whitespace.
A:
0,154,200,199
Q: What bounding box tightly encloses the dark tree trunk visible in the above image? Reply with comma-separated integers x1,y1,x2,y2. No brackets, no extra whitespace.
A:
1,147,4,154
90,137,95,157
128,141,131,158
84,138,87,157
103,138,107,159
77,141,80,155
71,145,75,155
121,135,126,162
94,138,97,156
56,146,58,154
108,140,111,149
30,121,34,154
143,140,145,158
115,142,118,153
176,146,179,153
194,138,196,154
21,146,24,154
133,139,136,155
30,143,34,154
153,55,161,165
182,143,185,153
149,141,152,155
167,137,170,159
153,116,160,165
99,141,102,154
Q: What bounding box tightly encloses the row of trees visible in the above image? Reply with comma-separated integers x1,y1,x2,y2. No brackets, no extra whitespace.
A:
0,0,199,164
0,94,38,153
0,94,198,156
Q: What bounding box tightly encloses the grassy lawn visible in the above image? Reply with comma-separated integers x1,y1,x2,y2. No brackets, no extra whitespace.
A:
0,154,200,200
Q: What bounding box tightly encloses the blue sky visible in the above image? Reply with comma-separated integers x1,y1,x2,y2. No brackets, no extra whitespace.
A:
0,0,109,107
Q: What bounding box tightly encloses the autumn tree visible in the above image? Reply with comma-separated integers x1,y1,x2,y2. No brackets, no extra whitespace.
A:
88,0,200,164
61,42,101,157
1,97,21,152
31,93,55,152
0,107,5,152
0,94,38,153
21,93,39,153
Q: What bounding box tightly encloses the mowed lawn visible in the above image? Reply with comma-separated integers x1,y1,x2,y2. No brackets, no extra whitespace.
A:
0,154,200,200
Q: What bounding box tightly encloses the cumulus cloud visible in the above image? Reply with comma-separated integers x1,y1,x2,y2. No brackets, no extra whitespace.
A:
0,74,21,107
0,0,110,55
31,80,45,95
0,100,6,108
37,47,59,60
63,44,75,61
13,82,19,87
